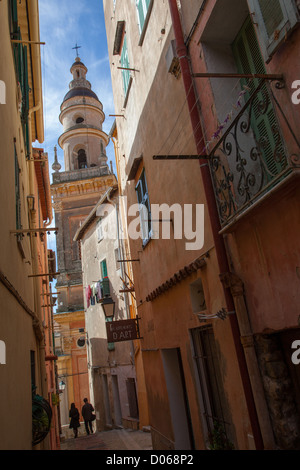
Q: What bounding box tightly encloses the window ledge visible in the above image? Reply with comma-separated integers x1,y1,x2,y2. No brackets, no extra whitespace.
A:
142,234,153,250
138,0,154,47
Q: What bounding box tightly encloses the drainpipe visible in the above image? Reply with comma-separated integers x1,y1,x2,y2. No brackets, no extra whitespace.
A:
168,0,264,450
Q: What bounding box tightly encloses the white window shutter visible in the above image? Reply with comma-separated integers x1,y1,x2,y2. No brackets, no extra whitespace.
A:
247,0,299,61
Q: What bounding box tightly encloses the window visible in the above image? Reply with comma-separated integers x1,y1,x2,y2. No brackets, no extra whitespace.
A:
9,0,19,37
77,337,85,348
100,259,108,278
115,248,120,271
14,146,21,230
191,326,234,449
232,17,286,178
248,0,299,61
136,0,152,35
120,36,131,96
78,149,87,169
76,116,84,124
97,219,104,242
135,169,151,245
12,35,30,156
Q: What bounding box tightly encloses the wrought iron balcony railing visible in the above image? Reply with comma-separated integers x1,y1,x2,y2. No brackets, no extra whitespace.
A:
207,78,300,228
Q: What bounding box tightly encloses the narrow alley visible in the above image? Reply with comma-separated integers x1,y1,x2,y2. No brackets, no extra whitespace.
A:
60,428,153,451
1,0,300,452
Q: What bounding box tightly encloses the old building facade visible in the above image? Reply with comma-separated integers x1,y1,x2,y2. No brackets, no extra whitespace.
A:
74,186,143,431
103,0,249,450
0,0,59,449
186,0,300,450
103,0,300,450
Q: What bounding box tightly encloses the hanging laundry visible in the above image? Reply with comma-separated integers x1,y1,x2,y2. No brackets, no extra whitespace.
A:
96,281,103,302
86,285,92,308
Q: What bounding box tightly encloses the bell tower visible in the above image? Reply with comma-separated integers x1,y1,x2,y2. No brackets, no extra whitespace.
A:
51,55,117,314
59,57,109,172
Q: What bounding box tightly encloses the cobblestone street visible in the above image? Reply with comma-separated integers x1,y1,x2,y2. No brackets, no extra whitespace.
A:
60,428,153,451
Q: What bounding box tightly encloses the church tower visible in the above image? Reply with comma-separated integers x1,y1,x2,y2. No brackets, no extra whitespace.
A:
51,56,117,315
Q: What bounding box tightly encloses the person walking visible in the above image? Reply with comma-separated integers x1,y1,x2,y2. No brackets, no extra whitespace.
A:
82,398,95,435
69,403,80,438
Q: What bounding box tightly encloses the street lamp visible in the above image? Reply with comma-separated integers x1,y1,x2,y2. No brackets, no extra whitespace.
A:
101,297,115,319
59,380,66,392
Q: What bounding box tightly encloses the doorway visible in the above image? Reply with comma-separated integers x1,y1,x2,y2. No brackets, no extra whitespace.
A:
161,348,195,450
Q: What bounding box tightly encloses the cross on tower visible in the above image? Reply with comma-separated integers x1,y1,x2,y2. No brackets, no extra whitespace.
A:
72,43,82,58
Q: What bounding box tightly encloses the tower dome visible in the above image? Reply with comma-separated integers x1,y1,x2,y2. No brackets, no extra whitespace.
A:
58,57,109,172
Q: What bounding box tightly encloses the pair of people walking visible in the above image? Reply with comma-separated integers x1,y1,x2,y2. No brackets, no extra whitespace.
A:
69,398,95,438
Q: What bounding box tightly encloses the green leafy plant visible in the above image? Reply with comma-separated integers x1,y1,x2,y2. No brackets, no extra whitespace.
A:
209,421,234,450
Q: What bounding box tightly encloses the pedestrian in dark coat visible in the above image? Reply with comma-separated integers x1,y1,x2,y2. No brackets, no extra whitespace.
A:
69,403,80,438
82,398,95,435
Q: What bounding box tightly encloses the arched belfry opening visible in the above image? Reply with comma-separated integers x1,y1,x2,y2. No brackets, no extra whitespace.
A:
78,149,87,169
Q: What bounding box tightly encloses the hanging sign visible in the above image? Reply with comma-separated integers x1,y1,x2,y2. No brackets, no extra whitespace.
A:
106,318,140,343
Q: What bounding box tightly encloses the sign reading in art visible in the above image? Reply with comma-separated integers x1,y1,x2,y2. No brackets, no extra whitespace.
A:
106,318,140,343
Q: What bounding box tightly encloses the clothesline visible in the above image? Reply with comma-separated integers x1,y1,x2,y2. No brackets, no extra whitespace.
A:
85,278,108,308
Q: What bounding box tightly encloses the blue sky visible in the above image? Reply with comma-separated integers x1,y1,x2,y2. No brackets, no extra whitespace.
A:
38,0,116,296
38,0,116,169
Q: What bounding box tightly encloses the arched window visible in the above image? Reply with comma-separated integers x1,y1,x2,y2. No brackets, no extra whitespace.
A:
78,149,87,169
76,116,84,124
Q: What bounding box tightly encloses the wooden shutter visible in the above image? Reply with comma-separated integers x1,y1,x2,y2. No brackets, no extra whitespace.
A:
248,0,299,61
232,17,286,178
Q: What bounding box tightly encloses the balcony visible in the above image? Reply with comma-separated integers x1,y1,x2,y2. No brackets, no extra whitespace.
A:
208,78,300,229
52,165,110,184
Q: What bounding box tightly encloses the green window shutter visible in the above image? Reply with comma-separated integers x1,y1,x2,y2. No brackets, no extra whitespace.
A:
101,259,108,278
14,145,21,230
247,0,299,61
136,0,151,34
137,0,146,33
14,44,30,156
10,0,19,36
20,45,30,123
232,17,286,178
121,36,130,95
